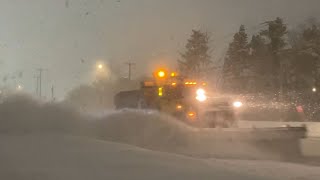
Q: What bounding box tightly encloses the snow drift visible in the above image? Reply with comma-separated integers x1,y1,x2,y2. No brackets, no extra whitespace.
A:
0,96,319,180
92,110,196,152
0,95,194,154
0,95,306,161
0,134,270,180
0,95,87,135
0,95,192,152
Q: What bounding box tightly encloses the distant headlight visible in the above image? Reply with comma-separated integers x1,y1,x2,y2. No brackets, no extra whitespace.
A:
196,88,207,102
233,101,243,108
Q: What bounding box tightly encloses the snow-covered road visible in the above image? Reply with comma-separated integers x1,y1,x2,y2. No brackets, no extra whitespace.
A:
2,134,320,180
1,96,320,180
0,134,268,180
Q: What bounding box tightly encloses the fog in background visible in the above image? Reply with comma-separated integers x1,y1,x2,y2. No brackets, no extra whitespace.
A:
0,0,320,99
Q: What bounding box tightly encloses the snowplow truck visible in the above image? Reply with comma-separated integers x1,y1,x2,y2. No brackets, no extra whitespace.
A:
114,68,308,160
114,69,240,128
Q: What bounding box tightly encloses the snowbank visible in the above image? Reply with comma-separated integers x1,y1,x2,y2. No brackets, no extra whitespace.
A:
0,95,306,160
0,134,264,180
1,95,320,179
209,159,320,180
0,95,193,154
1,134,320,180
92,110,194,152
0,95,87,135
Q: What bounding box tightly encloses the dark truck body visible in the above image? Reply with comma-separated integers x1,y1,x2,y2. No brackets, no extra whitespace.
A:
114,90,142,109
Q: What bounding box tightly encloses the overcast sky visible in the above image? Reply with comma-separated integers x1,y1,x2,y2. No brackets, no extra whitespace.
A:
0,0,320,99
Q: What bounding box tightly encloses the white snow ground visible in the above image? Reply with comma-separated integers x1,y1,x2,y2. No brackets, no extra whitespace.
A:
0,134,266,180
1,134,320,180
1,95,320,180
209,159,320,180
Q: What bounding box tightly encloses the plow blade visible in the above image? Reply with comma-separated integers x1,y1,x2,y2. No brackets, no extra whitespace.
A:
183,127,307,161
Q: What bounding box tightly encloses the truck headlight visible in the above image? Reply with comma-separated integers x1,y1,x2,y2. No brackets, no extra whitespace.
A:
233,101,243,108
196,88,207,102
176,104,183,110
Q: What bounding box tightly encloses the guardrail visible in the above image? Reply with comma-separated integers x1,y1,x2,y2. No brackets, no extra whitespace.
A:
181,126,307,161
239,120,320,157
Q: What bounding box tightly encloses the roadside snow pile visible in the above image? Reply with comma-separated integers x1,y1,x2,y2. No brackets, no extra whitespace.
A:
92,110,194,152
209,159,320,180
0,95,87,135
0,95,308,161
1,133,320,180
0,95,193,153
0,134,266,180
2,96,320,179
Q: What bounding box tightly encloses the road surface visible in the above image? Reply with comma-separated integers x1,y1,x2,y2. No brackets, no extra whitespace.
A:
1,134,320,180
1,97,320,180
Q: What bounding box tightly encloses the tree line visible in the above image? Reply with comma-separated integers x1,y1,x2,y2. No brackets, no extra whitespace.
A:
65,17,320,117
179,17,320,96
222,17,320,95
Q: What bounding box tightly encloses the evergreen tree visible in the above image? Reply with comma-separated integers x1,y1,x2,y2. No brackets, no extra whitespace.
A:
260,17,287,54
260,17,288,92
222,25,249,93
178,30,211,78
293,24,320,89
248,34,280,92
250,35,267,56
284,22,320,121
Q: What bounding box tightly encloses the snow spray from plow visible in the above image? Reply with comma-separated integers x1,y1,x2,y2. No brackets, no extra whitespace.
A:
0,96,307,161
95,110,307,161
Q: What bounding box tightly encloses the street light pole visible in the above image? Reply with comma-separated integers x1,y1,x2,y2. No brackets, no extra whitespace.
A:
125,62,135,80
278,55,285,122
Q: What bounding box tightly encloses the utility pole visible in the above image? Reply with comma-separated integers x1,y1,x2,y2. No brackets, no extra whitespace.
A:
37,76,39,95
35,68,47,98
34,75,39,96
51,85,55,102
125,62,135,80
37,68,43,97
